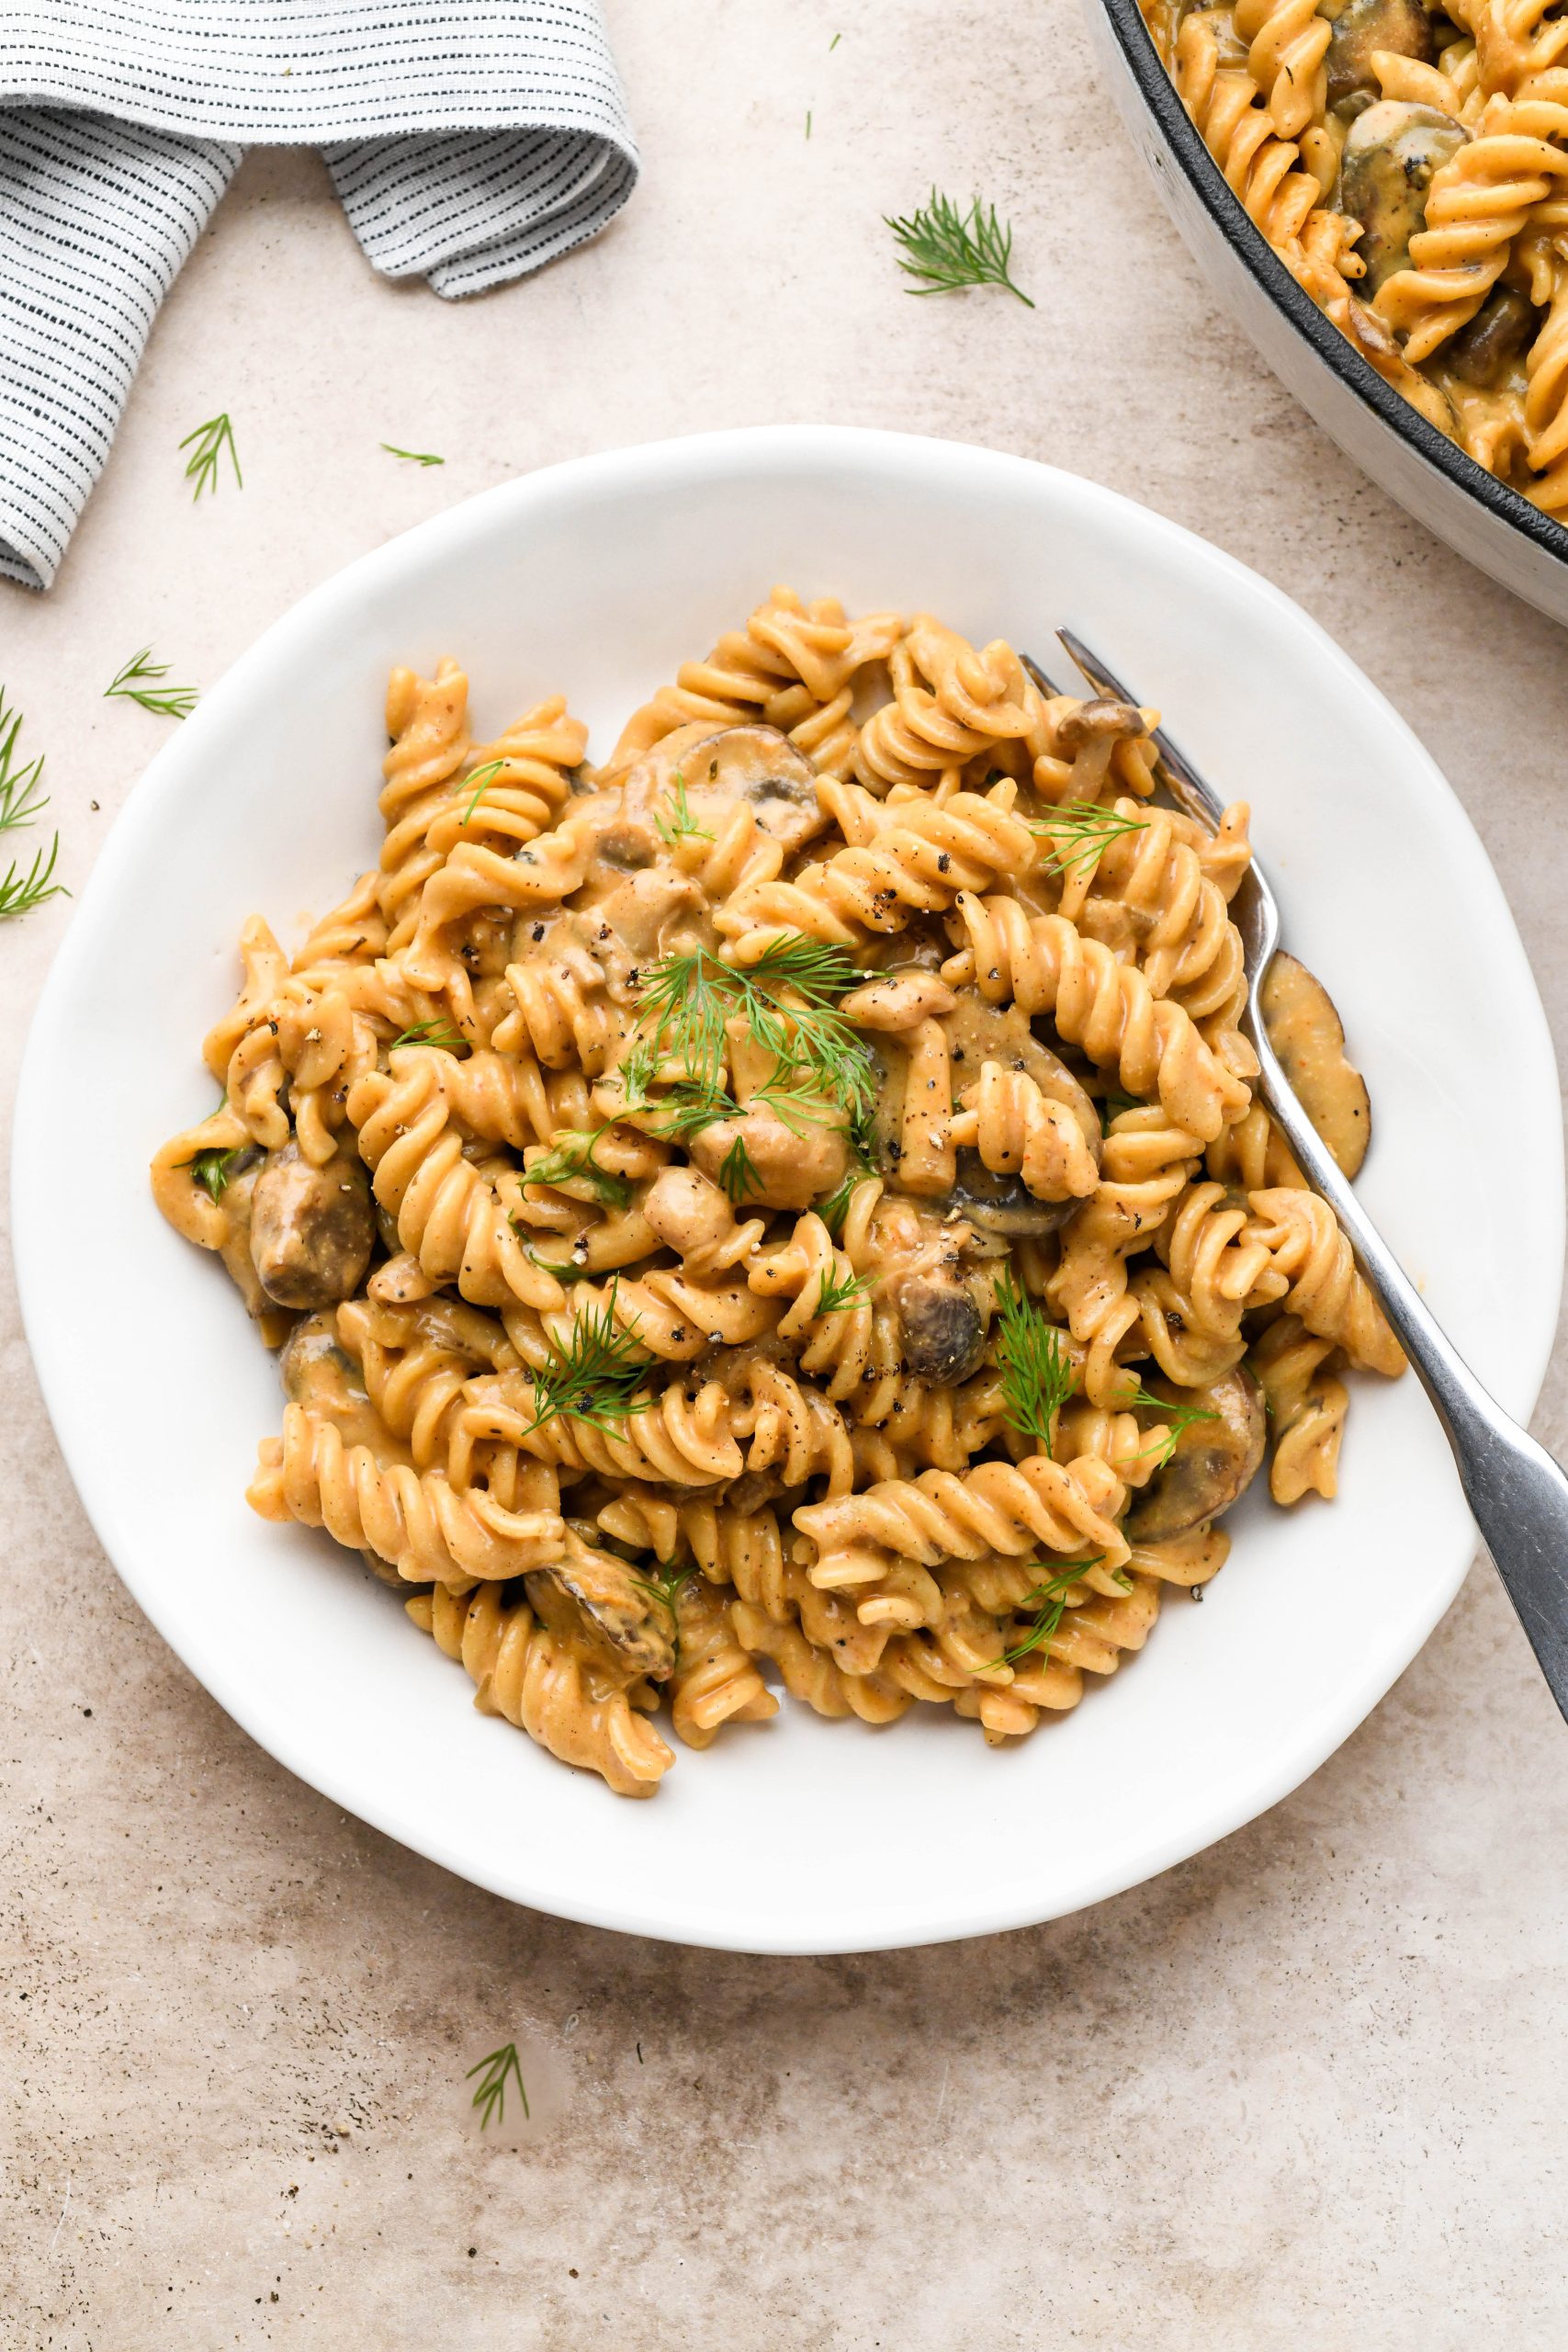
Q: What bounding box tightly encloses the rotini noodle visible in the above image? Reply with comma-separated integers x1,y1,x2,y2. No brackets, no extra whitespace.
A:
152,593,1400,1794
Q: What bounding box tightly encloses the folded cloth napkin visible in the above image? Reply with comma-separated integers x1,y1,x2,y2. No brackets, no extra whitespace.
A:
0,2,637,589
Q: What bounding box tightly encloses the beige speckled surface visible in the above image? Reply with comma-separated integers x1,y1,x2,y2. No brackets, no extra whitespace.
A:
6,4,1568,2344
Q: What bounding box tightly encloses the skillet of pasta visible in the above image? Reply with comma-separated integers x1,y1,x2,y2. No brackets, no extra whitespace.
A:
1141,0,1568,514
151,588,1404,1798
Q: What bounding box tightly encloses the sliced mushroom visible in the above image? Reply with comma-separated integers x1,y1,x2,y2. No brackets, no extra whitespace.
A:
525,1532,676,1679
861,993,1100,1237
1260,951,1371,1180
594,825,660,873
278,1310,358,1405
213,1150,266,1315
868,1193,994,1382
1338,101,1468,295
249,1142,375,1310
1444,287,1534,390
893,1273,983,1383
1055,699,1146,749
1126,1367,1268,1542
1322,0,1432,114
607,721,828,866
686,722,827,855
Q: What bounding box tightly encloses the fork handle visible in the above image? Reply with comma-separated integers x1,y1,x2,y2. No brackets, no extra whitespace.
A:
1248,1012,1568,1719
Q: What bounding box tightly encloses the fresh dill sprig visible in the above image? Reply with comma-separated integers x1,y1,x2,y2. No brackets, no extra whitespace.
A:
388,1018,468,1054
986,1556,1106,1670
629,1560,694,1622
467,2041,529,2129
1130,1385,1222,1469
1030,800,1148,876
829,29,841,48
994,1271,1076,1456
717,1135,761,1204
636,939,874,1116
0,695,47,833
178,1143,243,1203
818,1115,878,1239
0,695,66,922
654,771,714,850
814,1265,870,1316
382,443,446,469
628,1559,695,1668
525,1252,598,1285
885,189,1034,306
180,413,242,500
630,1074,739,1141
525,1283,652,1432
459,758,507,828
0,832,68,922
524,1128,633,1210
818,1168,864,1239
105,649,197,719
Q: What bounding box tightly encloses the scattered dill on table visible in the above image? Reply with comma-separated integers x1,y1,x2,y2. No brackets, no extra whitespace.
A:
885,190,1033,306
180,413,242,500
467,2041,529,2129
0,694,67,922
105,649,198,719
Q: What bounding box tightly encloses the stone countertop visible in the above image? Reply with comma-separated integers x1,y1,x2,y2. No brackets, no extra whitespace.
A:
5,3,1567,2345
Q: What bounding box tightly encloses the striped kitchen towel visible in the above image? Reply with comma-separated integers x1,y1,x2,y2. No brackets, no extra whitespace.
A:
0,3,638,590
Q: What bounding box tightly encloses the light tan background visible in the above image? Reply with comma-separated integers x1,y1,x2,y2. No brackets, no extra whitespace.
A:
5,3,1568,2345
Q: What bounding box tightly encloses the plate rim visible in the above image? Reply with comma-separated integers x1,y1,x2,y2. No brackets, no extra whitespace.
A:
14,422,1564,1952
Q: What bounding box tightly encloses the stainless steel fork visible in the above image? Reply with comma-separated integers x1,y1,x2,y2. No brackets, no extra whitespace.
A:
1024,628,1568,1721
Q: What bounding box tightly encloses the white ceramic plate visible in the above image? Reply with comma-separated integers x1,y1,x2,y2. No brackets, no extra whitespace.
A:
14,427,1562,1953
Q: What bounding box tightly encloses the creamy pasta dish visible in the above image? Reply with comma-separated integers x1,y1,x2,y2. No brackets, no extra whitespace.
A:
1142,0,1568,513
152,589,1404,1798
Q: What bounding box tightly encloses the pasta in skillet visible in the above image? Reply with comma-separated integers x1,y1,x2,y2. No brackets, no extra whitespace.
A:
152,588,1403,1798
1142,0,1568,514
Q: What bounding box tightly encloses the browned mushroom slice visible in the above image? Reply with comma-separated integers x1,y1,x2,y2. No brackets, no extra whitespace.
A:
276,1310,390,1452
249,1141,376,1310
1260,952,1371,1180
1322,0,1432,113
1443,288,1534,390
1125,1368,1267,1543
1338,101,1468,295
212,1149,266,1315
278,1310,352,1404
865,1193,996,1382
861,992,1101,1236
894,1270,988,1384
615,721,828,863
1055,698,1146,749
525,1532,676,1680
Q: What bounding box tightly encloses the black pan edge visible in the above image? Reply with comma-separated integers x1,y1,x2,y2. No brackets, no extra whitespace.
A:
1099,0,1568,568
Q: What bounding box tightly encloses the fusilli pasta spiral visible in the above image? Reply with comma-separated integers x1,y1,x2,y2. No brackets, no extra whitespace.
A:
152,592,1400,1795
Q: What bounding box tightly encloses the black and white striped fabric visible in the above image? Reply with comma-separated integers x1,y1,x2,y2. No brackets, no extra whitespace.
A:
0,4,637,590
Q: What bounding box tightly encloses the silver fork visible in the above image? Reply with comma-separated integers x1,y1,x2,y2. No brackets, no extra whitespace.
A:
1023,628,1568,1722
